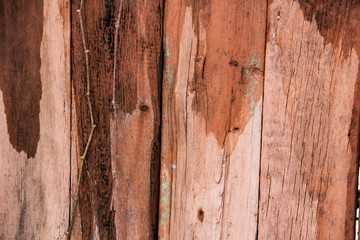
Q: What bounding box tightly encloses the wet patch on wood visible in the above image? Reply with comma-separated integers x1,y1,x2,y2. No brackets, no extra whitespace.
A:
0,0,43,158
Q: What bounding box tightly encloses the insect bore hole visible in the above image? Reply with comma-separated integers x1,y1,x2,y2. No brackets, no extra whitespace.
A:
198,208,204,222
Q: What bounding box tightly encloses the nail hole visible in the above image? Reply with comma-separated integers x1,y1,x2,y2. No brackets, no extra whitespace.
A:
198,208,204,222
233,127,239,131
141,105,149,112
229,59,239,67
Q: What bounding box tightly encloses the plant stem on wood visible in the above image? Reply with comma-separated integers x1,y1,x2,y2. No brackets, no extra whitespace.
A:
66,0,96,239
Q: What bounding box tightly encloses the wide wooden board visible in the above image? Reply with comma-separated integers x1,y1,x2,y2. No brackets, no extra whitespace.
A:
258,0,360,239
0,0,71,239
71,0,162,238
159,0,267,239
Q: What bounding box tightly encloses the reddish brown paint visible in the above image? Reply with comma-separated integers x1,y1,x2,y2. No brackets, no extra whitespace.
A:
0,0,43,158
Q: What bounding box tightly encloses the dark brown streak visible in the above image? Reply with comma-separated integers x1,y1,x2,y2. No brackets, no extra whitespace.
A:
0,0,43,159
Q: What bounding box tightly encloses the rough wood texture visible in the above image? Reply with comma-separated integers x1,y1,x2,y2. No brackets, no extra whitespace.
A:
110,0,162,239
259,0,360,239
71,0,162,238
0,0,71,239
158,0,267,239
1,0,360,239
71,0,117,238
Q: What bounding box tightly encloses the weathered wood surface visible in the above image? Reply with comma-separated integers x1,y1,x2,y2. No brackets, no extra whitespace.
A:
1,0,359,239
71,0,115,238
258,0,360,239
0,0,71,239
71,0,162,238
159,0,267,239
110,0,162,239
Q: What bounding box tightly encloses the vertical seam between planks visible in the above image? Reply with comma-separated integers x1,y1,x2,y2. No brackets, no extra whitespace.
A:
256,0,269,239
158,0,170,238
69,0,73,231
157,0,166,237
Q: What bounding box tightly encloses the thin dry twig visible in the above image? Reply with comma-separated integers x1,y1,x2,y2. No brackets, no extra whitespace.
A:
66,0,96,239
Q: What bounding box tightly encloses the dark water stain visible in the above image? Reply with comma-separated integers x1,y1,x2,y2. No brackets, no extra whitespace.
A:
0,0,43,158
297,0,360,59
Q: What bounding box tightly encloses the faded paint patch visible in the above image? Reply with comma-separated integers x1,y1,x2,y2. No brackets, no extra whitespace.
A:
159,180,171,227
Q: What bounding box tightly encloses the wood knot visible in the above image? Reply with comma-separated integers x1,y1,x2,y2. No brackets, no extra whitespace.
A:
141,105,149,112
197,208,204,222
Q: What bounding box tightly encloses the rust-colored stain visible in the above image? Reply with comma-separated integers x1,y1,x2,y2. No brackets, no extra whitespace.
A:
293,1,360,238
0,0,43,158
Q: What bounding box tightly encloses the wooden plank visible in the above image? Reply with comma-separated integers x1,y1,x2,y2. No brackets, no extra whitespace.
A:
158,0,267,239
110,0,162,239
259,0,360,239
0,0,71,239
71,1,115,238
71,0,162,238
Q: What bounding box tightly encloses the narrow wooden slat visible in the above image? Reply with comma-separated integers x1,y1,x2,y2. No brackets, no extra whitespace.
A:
159,0,267,238
71,0,162,238
0,0,71,238
111,0,162,238
259,0,360,239
71,1,116,238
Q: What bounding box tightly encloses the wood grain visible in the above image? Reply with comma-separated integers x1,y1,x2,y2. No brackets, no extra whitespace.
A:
71,0,162,238
158,0,267,239
111,0,162,239
0,0,71,238
259,0,360,239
